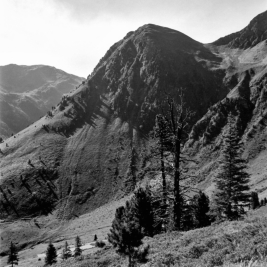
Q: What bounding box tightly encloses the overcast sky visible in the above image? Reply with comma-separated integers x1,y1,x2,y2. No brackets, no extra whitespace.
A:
0,0,266,78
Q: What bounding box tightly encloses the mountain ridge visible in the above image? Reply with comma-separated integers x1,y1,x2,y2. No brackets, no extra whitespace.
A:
0,64,84,138
213,10,267,49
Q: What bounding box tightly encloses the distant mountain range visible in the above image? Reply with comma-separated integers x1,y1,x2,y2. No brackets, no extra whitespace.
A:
0,10,267,256
0,64,84,138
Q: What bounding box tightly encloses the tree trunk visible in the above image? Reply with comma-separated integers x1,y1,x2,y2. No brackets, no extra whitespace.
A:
173,128,182,230
128,254,132,267
160,137,167,209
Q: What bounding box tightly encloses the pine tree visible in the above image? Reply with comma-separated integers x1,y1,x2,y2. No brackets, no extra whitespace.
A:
131,187,154,237
214,113,250,220
108,201,143,267
74,236,82,257
154,92,194,230
154,114,171,207
181,199,194,231
45,241,57,265
192,191,210,228
7,242,18,267
62,241,72,260
251,191,260,209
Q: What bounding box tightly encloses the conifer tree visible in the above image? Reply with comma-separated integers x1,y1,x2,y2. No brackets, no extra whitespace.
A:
62,241,72,260
214,113,250,220
181,199,194,231
74,236,82,257
155,89,193,230
108,201,143,267
7,242,18,267
251,191,260,209
94,234,98,241
192,191,210,228
158,93,194,230
154,114,170,206
131,187,154,237
45,241,57,265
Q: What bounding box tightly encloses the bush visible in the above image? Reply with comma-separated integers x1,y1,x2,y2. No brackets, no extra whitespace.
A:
95,240,105,248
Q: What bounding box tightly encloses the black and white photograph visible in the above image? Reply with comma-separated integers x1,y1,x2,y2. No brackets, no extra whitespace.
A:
0,1,267,266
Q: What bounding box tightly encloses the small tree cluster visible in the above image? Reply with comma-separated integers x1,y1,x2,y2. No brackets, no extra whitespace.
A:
251,192,267,209
108,198,148,267
62,241,71,260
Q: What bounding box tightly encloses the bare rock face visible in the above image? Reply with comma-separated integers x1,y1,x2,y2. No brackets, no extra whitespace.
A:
213,10,267,49
0,64,84,138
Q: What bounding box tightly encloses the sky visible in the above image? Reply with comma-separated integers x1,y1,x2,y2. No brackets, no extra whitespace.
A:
0,0,266,78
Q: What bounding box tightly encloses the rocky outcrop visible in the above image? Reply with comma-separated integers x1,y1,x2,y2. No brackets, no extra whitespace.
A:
213,10,267,49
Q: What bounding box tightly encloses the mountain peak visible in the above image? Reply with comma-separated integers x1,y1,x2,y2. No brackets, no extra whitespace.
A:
213,10,267,49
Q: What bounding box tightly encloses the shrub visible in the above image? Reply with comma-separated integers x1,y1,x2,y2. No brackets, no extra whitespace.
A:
95,240,105,248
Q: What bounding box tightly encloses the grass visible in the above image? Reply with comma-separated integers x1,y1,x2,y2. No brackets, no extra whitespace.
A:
50,206,267,267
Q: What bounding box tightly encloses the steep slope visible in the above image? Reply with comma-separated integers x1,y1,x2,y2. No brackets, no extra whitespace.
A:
0,24,229,222
187,45,267,196
0,64,84,138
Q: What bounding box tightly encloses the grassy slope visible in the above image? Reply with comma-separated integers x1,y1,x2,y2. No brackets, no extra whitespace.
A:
45,206,267,267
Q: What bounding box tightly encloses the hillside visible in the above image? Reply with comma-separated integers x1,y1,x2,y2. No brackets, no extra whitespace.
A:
0,64,84,138
0,24,231,220
0,11,267,264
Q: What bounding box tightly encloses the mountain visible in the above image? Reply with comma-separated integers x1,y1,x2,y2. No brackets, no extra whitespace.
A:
0,64,84,138
213,10,267,49
0,11,267,258
0,24,230,219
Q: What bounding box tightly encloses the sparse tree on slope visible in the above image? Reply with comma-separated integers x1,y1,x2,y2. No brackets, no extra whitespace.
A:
45,241,57,265
108,201,143,267
214,113,250,220
192,191,210,228
131,187,154,237
74,236,82,257
7,242,18,267
158,92,194,230
62,241,72,260
251,191,260,210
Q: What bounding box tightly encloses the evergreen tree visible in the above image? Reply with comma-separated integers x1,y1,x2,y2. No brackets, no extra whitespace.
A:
74,236,82,257
154,114,171,208
251,192,260,209
181,199,194,231
108,201,143,267
131,187,154,237
62,241,72,260
45,241,57,265
214,113,250,220
192,191,210,228
155,92,194,230
7,242,18,267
